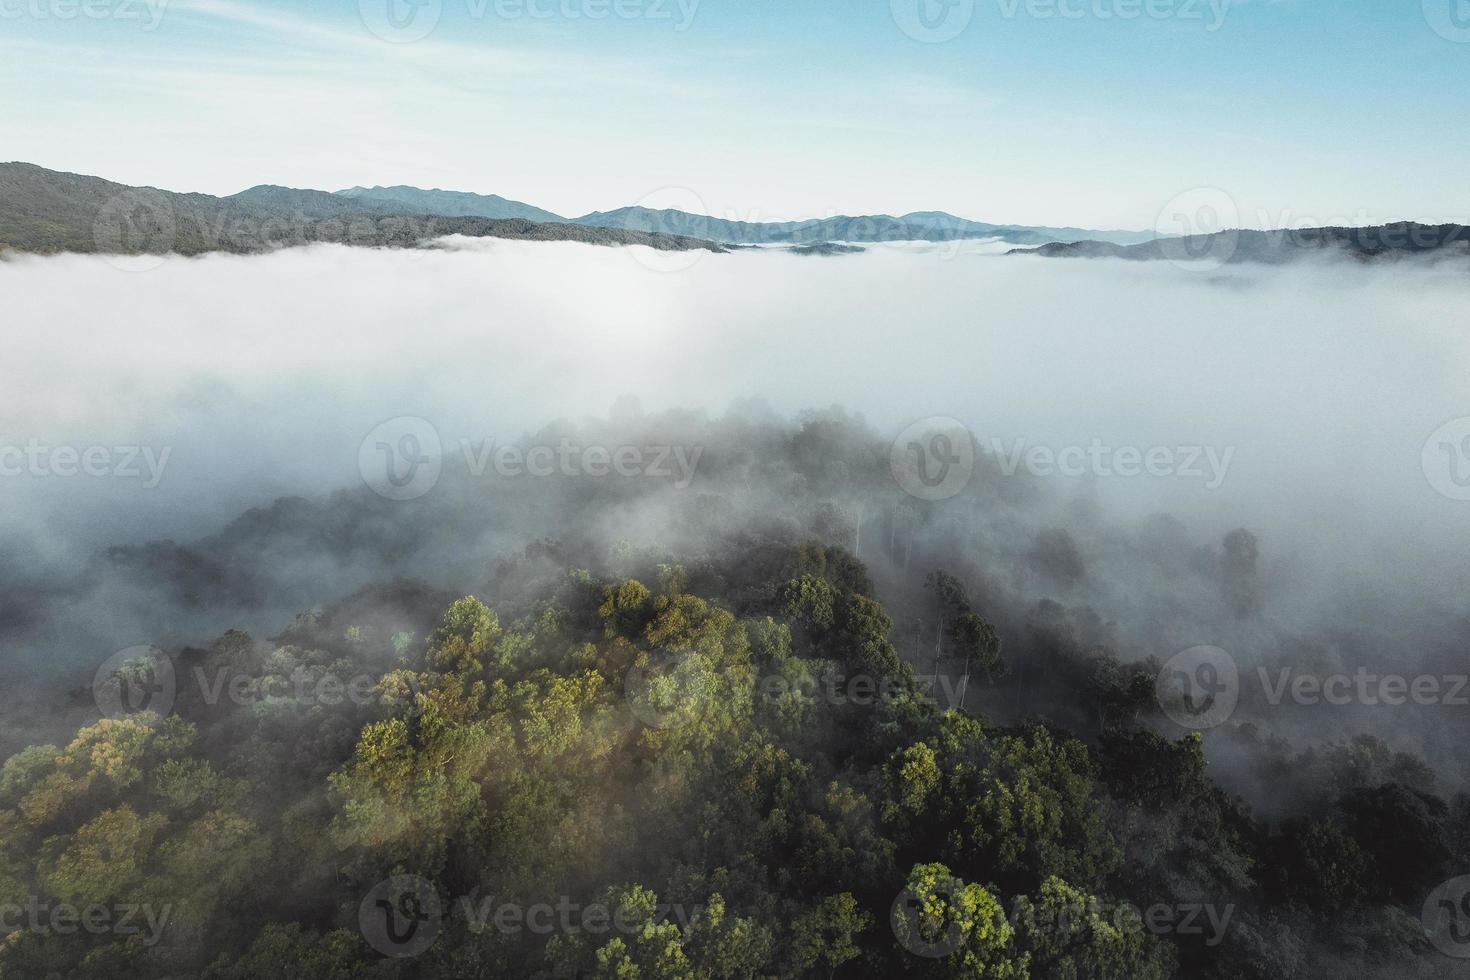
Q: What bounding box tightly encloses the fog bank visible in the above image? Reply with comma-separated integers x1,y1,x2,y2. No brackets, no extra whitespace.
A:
4,239,1467,570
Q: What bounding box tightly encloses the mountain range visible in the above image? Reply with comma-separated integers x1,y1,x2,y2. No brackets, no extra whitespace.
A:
336,184,565,223
1010,223,1470,264
3,162,1466,265
560,206,1162,247
0,163,724,256
331,187,1163,246
0,162,1161,258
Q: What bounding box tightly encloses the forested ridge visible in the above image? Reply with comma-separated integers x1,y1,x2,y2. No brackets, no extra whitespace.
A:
0,163,724,257
1,407,1466,978
3,552,1466,977
1012,223,1470,264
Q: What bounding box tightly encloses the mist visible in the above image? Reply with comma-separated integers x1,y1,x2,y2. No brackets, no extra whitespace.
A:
6,236,1470,980
4,239,1470,782
6,238,1468,553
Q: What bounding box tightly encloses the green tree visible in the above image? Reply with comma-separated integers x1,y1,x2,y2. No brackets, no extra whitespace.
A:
1011,877,1174,980
788,892,872,977
429,596,501,675
41,804,167,905
890,862,1029,978
202,923,399,980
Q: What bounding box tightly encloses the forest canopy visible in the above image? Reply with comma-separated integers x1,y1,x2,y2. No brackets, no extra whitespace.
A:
2,543,1465,977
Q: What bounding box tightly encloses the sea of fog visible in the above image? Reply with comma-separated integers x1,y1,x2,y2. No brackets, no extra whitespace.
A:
5,237,1468,587
6,235,1470,794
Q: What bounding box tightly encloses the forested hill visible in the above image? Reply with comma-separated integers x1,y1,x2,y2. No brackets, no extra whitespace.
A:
336,184,566,223
1,407,1466,978
0,163,724,257
1010,222,1470,264
6,537,1465,977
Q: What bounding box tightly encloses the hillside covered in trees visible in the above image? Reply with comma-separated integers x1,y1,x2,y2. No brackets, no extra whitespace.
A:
2,408,1466,979
1010,223,1470,265
0,164,725,258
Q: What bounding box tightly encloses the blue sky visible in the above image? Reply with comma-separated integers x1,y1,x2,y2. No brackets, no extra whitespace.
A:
2,0,1467,229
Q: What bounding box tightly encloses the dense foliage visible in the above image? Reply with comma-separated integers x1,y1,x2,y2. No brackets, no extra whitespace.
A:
2,528,1465,978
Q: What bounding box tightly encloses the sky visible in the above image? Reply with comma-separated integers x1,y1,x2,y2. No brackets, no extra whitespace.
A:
2,0,1468,229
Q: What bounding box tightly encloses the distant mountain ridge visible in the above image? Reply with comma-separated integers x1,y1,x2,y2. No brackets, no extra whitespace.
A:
0,164,723,257
7,162,1464,265
568,207,1161,247
1010,223,1470,265
0,161,1169,256
335,184,565,223
326,187,1163,246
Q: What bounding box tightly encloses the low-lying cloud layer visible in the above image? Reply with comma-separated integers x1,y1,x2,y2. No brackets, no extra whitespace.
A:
6,239,1468,556
3,240,1469,793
